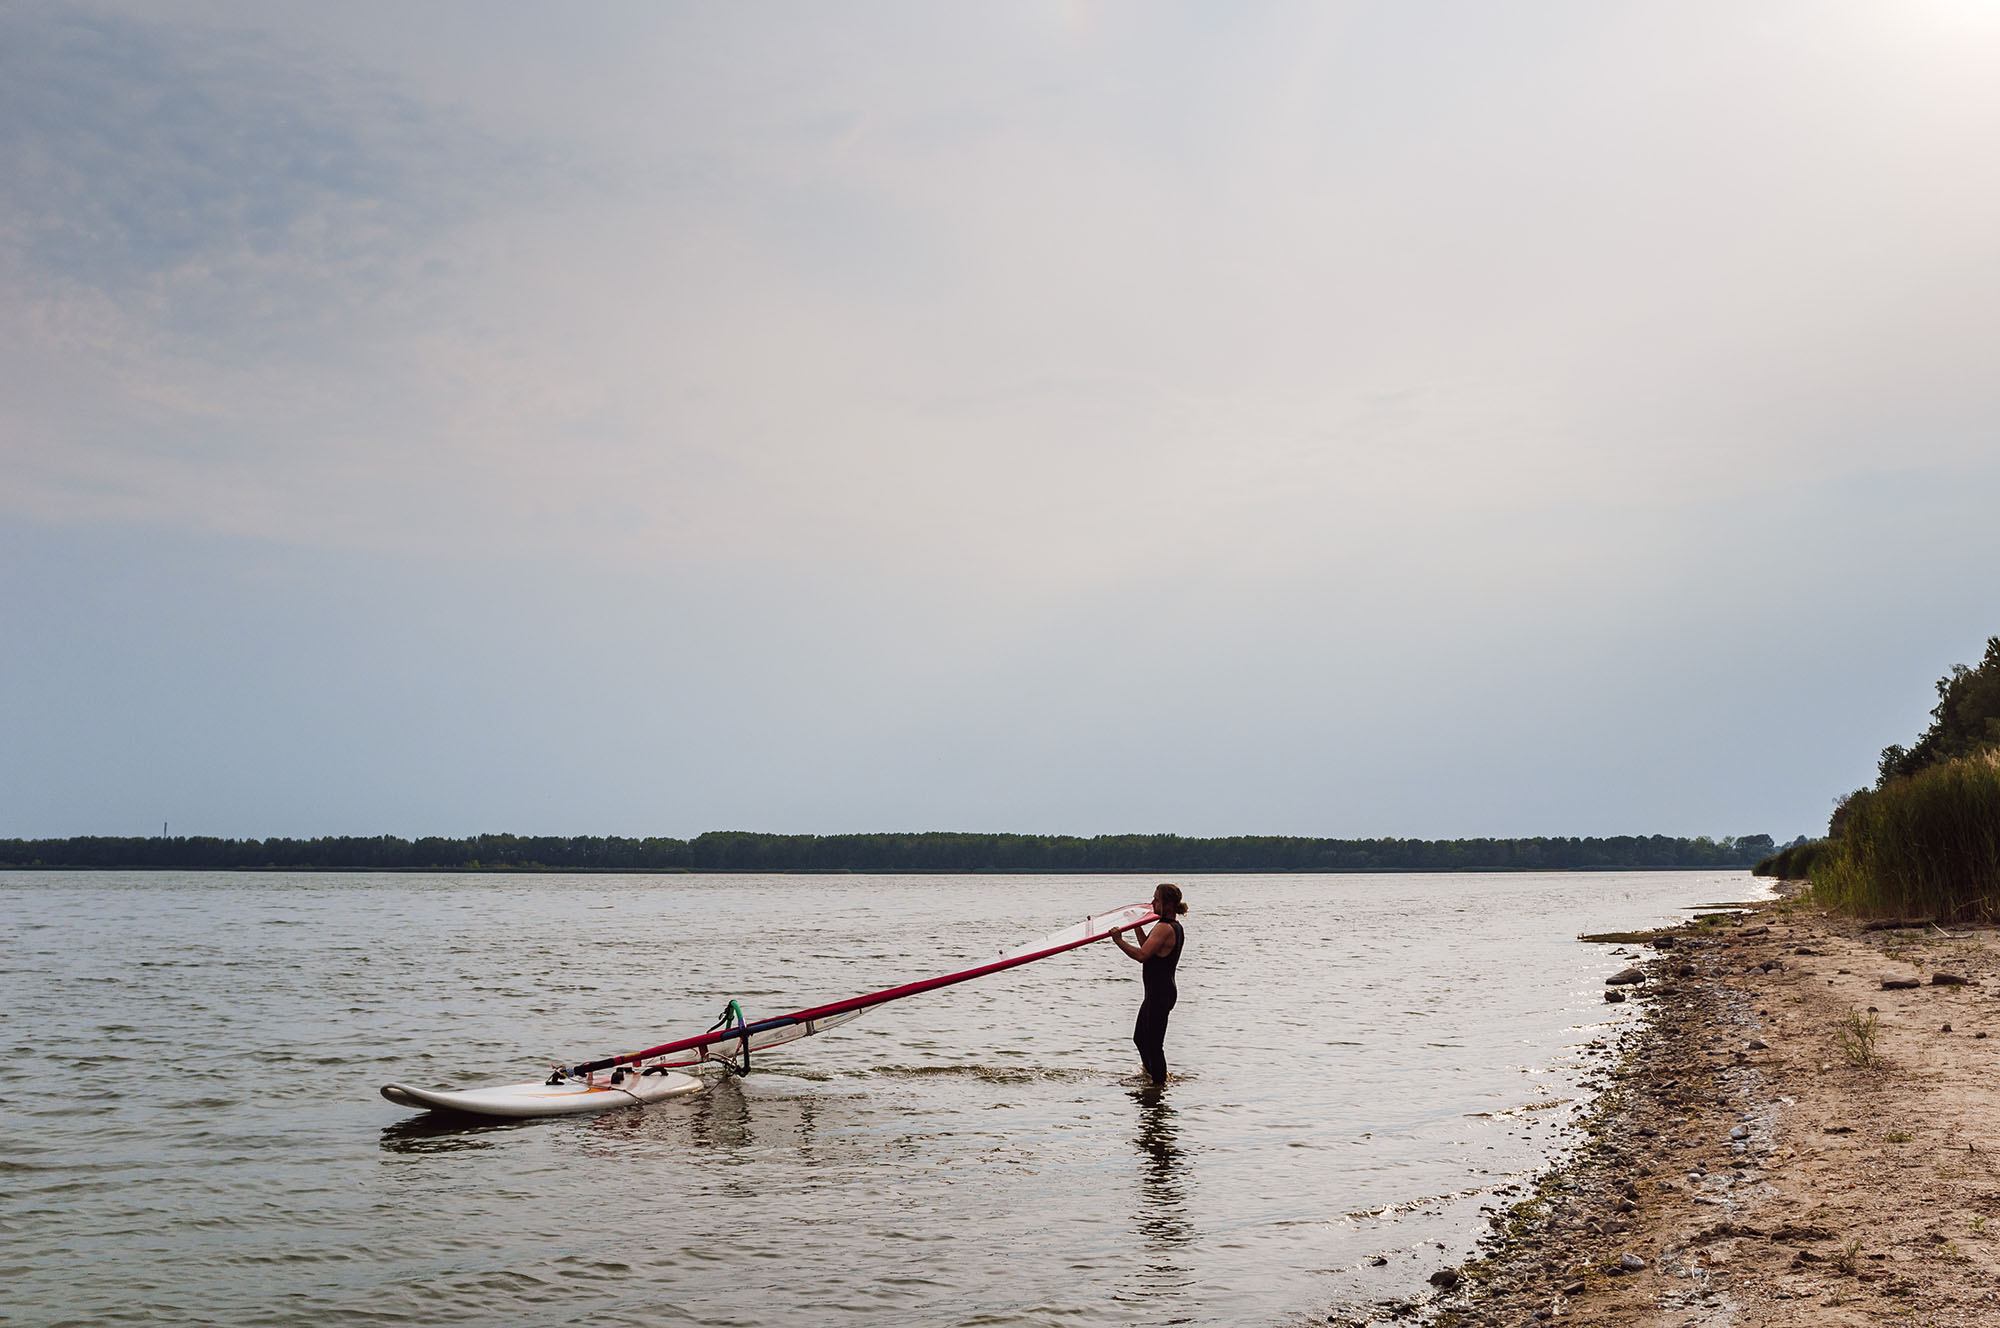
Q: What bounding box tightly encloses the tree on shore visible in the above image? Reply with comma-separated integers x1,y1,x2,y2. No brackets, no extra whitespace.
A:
1875,635,2000,787
1770,635,2000,917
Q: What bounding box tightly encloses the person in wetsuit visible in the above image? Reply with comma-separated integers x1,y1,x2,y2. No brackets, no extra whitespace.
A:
1111,882,1186,1085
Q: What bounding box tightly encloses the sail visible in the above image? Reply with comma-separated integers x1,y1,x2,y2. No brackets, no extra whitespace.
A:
564,902,1156,1077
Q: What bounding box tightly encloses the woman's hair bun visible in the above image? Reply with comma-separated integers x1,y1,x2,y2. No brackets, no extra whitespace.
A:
1175,900,1189,915
1157,882,1188,915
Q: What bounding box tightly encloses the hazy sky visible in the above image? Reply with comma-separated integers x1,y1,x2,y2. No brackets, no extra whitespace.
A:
5,1,2000,842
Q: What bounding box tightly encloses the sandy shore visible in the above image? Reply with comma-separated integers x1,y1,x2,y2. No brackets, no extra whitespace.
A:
1363,889,2000,1327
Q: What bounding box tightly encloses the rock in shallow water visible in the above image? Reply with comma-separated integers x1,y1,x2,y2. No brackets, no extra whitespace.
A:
1606,967,1646,986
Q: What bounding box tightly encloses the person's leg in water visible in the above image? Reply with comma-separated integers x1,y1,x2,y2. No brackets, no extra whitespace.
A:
1132,995,1175,1084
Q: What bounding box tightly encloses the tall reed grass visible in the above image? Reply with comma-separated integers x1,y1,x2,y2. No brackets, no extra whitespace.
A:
1809,752,2000,920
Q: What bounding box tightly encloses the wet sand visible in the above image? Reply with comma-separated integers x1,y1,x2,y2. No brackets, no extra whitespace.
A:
1370,889,2000,1327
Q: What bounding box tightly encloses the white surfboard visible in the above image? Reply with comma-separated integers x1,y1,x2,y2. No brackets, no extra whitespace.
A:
380,1067,704,1118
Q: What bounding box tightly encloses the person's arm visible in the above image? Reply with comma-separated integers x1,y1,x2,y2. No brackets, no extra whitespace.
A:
1112,921,1149,961
1135,922,1175,961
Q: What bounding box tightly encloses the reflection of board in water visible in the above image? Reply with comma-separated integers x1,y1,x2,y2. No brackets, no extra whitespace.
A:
379,902,1156,1120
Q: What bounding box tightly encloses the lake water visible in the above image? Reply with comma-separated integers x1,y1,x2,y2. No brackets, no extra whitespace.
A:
0,870,1763,1326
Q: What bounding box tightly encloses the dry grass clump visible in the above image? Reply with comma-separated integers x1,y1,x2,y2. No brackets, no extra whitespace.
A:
1831,1237,1865,1276
1836,1008,1882,1068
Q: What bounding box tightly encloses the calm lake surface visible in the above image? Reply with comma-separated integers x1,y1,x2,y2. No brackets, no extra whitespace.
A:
1,870,1765,1326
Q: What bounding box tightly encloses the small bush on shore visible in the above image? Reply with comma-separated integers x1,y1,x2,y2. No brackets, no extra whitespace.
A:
1836,1008,1882,1068
1831,1238,1865,1275
1807,753,2000,921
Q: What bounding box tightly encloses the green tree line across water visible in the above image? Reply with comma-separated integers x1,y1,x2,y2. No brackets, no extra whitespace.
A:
1,830,1776,873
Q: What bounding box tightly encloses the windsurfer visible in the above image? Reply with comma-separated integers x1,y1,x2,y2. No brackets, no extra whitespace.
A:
1111,883,1186,1085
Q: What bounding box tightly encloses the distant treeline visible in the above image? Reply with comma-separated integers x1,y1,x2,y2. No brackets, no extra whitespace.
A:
0,831,1777,873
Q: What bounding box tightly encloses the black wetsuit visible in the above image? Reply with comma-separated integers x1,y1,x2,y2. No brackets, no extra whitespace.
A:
1133,919,1184,1084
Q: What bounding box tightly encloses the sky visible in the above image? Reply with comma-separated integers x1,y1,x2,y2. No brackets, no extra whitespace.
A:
5,0,2000,843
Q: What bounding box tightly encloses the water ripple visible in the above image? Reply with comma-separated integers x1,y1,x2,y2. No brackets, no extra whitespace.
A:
0,869,1761,1325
